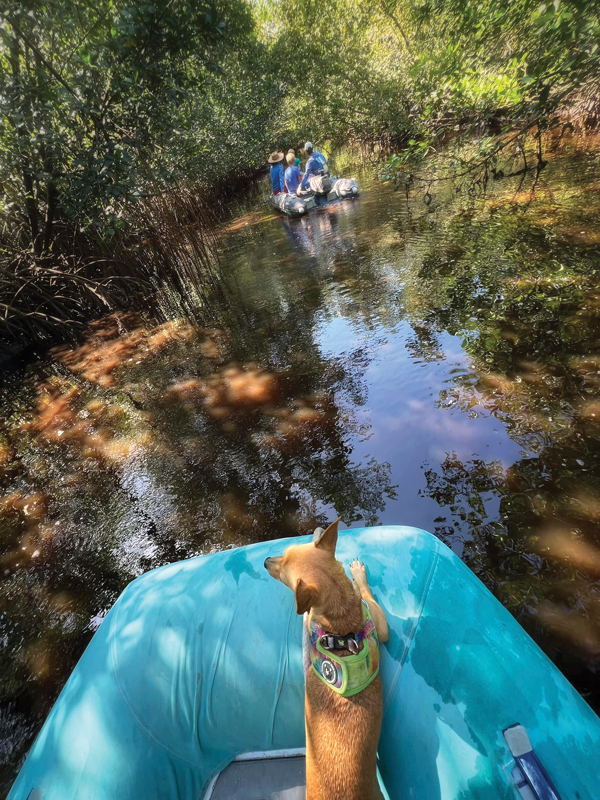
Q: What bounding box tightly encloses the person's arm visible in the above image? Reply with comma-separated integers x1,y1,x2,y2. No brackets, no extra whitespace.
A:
300,158,314,190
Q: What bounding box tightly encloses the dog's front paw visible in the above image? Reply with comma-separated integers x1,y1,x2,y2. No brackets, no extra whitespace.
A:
350,559,367,586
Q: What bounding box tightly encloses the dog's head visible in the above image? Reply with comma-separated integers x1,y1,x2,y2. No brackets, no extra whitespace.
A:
264,519,340,614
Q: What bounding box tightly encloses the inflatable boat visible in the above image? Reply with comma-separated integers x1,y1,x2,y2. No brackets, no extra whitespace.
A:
8,526,600,800
302,176,359,201
270,192,315,218
331,177,359,199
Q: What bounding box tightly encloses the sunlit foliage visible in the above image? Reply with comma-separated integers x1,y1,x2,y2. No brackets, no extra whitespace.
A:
0,0,260,249
264,0,600,148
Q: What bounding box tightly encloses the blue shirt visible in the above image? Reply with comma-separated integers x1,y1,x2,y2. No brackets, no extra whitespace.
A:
270,162,285,193
300,151,328,190
285,165,302,194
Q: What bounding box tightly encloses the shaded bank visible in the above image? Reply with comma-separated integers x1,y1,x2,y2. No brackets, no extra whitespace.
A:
0,0,280,349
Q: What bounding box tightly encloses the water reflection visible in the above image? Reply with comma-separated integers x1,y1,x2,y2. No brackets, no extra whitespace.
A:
2,133,600,790
0,294,396,788
403,139,600,706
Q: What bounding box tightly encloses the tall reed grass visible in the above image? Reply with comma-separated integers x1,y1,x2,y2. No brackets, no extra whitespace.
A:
566,78,600,129
0,186,220,348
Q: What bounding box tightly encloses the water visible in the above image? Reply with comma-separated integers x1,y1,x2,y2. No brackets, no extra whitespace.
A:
2,133,600,791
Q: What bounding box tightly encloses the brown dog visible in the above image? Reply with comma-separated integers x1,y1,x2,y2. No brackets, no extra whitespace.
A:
264,519,389,800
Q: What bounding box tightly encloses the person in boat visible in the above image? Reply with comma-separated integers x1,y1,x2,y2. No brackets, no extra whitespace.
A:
268,151,286,195
284,152,303,195
307,142,329,172
299,141,329,192
287,149,302,168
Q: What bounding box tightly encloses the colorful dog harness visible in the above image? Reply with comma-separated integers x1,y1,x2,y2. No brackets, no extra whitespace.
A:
307,600,380,697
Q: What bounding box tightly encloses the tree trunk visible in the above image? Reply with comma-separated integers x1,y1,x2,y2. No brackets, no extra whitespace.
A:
379,1,413,54
43,182,58,252
34,50,58,253
9,34,41,252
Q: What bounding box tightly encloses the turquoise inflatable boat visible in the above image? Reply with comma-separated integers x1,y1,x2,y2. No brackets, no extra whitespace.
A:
8,527,600,800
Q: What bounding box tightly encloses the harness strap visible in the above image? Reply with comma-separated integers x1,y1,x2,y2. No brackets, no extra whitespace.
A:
320,634,360,653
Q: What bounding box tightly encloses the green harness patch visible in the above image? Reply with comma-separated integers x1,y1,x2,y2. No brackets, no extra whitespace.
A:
308,600,380,697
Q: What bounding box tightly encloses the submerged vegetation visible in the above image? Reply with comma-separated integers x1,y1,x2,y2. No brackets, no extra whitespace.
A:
2,0,600,344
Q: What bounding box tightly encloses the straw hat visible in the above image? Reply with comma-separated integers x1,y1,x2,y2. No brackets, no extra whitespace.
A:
268,151,284,164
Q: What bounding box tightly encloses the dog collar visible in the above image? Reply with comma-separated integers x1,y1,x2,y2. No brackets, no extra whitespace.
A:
308,600,380,697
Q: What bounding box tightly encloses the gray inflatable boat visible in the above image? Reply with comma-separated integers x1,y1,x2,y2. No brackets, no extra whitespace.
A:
331,177,359,199
270,192,316,218
270,176,359,218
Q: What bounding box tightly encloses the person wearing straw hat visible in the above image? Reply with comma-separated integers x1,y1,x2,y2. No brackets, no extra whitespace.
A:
268,151,286,195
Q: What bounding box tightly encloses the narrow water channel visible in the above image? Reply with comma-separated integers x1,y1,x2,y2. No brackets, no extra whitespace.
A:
2,134,600,791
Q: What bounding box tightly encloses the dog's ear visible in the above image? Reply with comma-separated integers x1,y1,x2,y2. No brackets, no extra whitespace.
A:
295,578,318,615
313,518,340,553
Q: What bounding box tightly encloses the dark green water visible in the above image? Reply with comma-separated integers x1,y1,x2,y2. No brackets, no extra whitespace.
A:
2,134,600,791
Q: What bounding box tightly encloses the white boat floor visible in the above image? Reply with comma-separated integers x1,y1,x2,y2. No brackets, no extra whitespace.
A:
206,754,306,800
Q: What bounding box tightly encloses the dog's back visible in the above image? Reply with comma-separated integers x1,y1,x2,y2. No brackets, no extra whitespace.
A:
305,665,384,800
264,520,389,800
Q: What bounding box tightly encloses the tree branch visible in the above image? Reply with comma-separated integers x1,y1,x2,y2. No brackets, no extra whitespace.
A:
379,1,412,54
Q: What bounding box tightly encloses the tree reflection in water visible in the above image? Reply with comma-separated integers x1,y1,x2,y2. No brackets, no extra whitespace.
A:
0,283,396,787
409,142,600,709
